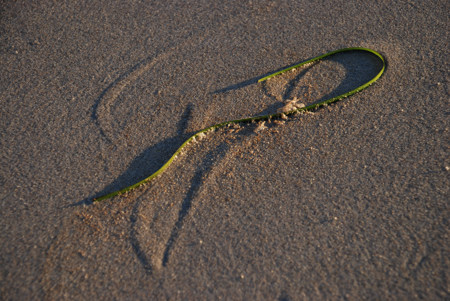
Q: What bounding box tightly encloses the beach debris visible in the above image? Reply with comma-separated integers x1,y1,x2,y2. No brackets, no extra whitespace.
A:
197,132,206,140
190,131,208,144
278,97,305,113
296,102,305,108
254,121,267,133
227,122,242,134
92,48,385,203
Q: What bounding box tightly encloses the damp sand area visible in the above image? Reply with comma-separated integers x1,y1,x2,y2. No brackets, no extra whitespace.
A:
1,1,448,299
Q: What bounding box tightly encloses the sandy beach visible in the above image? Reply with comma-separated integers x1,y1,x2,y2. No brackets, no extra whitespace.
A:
1,0,448,299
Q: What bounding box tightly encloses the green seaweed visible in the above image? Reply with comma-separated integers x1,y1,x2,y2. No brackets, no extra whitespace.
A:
93,47,385,202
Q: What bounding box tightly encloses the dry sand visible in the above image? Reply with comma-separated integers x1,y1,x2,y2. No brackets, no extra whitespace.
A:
1,0,448,299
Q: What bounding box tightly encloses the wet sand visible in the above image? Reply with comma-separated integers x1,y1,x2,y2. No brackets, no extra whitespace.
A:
1,1,448,299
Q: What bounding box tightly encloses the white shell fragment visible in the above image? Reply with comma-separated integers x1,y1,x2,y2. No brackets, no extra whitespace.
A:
197,132,206,140
278,97,305,113
255,121,267,133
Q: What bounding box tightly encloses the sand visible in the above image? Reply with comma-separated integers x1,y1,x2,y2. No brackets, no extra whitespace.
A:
1,0,448,299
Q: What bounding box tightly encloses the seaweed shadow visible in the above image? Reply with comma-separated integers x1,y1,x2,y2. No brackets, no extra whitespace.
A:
75,50,385,274
80,51,384,208
216,50,385,110
71,104,195,207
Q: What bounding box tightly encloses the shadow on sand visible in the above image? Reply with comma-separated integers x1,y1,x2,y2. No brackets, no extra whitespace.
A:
73,50,384,273
73,50,384,209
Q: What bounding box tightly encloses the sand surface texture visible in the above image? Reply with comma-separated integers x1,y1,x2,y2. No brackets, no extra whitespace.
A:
1,1,448,299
